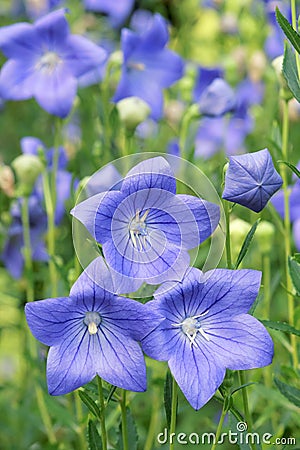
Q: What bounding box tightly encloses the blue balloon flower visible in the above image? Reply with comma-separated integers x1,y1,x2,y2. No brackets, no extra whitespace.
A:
222,149,283,212
0,9,107,117
113,14,184,120
141,268,274,410
197,78,236,117
71,157,220,285
272,178,300,250
84,0,134,28
25,257,162,395
1,194,48,279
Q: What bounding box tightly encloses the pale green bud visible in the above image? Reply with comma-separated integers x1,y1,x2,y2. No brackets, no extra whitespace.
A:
271,56,293,100
230,217,251,262
256,220,275,254
12,154,44,196
117,96,151,130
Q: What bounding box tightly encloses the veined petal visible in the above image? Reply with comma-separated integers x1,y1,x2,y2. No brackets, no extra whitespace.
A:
169,335,225,410
35,8,69,47
63,35,107,77
0,22,39,58
204,314,274,370
137,14,169,51
25,297,84,347
121,157,176,195
0,59,35,100
47,330,95,395
71,192,107,239
33,66,77,118
121,28,141,62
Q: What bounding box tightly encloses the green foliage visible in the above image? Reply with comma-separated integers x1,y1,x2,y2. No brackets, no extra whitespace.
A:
288,256,300,295
283,44,300,102
79,390,101,419
234,219,261,269
275,8,300,54
274,378,300,408
260,320,300,337
88,420,103,450
278,160,300,179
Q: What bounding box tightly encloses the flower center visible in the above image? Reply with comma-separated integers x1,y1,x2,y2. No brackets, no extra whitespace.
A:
36,51,62,74
173,311,210,347
128,61,146,71
129,209,150,251
84,311,101,335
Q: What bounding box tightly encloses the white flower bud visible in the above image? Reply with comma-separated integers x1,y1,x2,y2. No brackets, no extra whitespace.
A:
230,217,251,262
256,220,275,255
12,154,44,194
272,56,293,100
117,96,151,130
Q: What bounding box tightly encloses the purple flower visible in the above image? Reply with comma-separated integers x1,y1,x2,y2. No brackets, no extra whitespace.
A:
20,136,73,224
71,157,220,285
25,0,64,19
25,257,161,395
193,66,224,102
272,178,300,250
0,9,106,117
222,149,283,212
1,194,48,278
197,78,236,117
141,268,273,410
113,14,184,120
84,0,134,28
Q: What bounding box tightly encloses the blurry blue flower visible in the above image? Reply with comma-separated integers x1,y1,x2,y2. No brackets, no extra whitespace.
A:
71,157,220,285
25,0,64,19
0,9,106,117
20,137,73,224
264,1,290,59
25,257,162,395
222,148,283,213
197,78,236,117
2,194,48,279
113,14,184,120
272,178,300,250
142,268,273,410
193,66,224,102
84,0,134,28
130,9,155,33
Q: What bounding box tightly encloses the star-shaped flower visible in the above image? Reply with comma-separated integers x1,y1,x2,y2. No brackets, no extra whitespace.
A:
84,0,134,28
25,257,162,395
141,268,274,410
0,9,106,117
71,157,220,286
222,148,283,212
113,14,184,120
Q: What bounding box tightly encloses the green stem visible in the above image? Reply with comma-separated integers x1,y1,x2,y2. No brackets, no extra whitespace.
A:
35,385,57,445
75,391,86,450
223,200,233,269
120,390,128,450
281,99,298,369
238,371,256,450
291,0,300,78
97,376,108,450
262,254,273,391
144,387,160,450
170,376,178,450
210,405,227,450
21,196,34,302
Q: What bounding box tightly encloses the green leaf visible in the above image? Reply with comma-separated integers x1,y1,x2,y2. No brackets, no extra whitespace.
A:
87,420,102,450
283,44,300,102
288,256,300,295
278,160,300,179
78,390,101,419
231,382,257,396
274,378,300,408
234,219,261,269
276,7,300,54
260,320,300,337
164,371,173,430
106,385,118,405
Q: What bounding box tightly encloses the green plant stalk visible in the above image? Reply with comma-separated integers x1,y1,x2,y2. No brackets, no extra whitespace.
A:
262,254,273,390
238,371,256,450
42,170,57,297
210,405,227,450
120,390,129,450
35,385,57,445
290,0,300,78
75,391,86,450
223,199,233,269
144,386,160,450
281,99,298,369
21,196,34,303
97,376,108,450
170,376,178,450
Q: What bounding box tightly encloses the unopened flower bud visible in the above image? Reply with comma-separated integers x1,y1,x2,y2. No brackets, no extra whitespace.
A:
256,220,275,254
249,51,267,83
12,154,43,195
117,96,150,130
230,217,251,262
0,165,15,197
272,56,293,100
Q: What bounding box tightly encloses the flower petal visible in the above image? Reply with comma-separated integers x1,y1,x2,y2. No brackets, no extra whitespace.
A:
169,335,225,410
35,8,69,47
71,192,107,239
0,59,35,100
63,35,107,77
204,314,274,370
121,157,176,195
0,22,39,58
20,137,45,155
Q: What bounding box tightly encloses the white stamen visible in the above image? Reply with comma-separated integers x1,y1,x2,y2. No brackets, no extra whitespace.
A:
84,311,101,335
36,51,62,74
172,310,210,347
129,209,150,251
